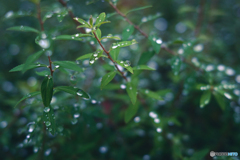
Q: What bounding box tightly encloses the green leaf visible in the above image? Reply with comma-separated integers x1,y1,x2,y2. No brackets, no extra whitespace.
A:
139,12,161,25
100,35,121,41
170,57,182,75
116,60,133,74
110,39,137,50
126,82,137,104
133,65,155,71
76,53,92,60
89,49,104,65
9,63,47,72
101,71,117,89
76,24,92,29
125,5,152,15
124,102,139,123
89,16,93,26
36,70,50,76
53,61,82,72
7,26,39,33
74,17,91,28
41,77,54,107
214,87,233,100
110,47,120,61
43,105,56,135
94,21,111,28
122,25,134,41
15,91,41,108
54,86,90,99
200,90,211,108
95,12,106,27
149,35,162,53
178,5,195,14
213,92,225,110
138,51,155,65
22,50,44,73
53,35,83,41
95,28,101,39
141,89,163,100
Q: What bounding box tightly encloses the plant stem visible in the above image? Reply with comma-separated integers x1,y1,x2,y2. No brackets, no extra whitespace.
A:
109,2,205,74
93,32,128,82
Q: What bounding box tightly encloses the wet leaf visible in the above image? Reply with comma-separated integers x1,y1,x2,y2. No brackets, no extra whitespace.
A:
122,25,134,41
171,57,182,75
53,61,82,72
41,77,54,107
7,26,39,33
200,90,211,108
213,92,225,110
110,47,120,60
149,35,162,53
110,39,137,50
54,86,90,99
22,50,44,73
53,35,83,41
9,63,47,72
124,102,139,123
116,60,133,74
133,65,155,71
74,17,91,28
15,91,41,108
140,89,163,100
138,51,155,65
43,105,56,135
101,71,117,89
95,12,106,27
126,82,137,104
95,28,101,39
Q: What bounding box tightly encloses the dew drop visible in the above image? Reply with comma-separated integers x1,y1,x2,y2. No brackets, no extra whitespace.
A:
154,118,160,123
55,65,60,68
5,11,14,18
33,146,38,153
39,39,50,49
134,116,140,123
126,29,130,32
74,113,80,118
156,39,162,44
28,125,35,133
71,119,78,125
120,84,126,89
45,121,51,127
99,146,108,153
156,127,162,133
91,99,97,104
44,107,50,113
44,148,51,156
77,92,83,96
112,45,118,49
90,60,95,64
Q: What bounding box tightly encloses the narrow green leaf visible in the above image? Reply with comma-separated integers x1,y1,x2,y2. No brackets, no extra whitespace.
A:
100,35,121,41
53,35,83,41
76,24,91,29
15,91,41,108
133,65,155,71
95,28,101,39
7,26,39,33
110,39,137,50
89,16,93,26
116,60,133,74
149,35,162,53
94,21,111,28
171,57,182,75
95,12,106,27
101,71,117,89
76,53,92,60
89,49,104,65
126,82,137,104
141,89,163,100
200,90,211,108
74,17,91,28
125,5,152,15
22,50,44,73
122,25,134,41
214,87,233,100
41,77,54,107
9,63,47,72
54,86,90,99
43,105,56,135
124,102,139,123
213,92,225,110
138,51,155,65
36,70,50,76
53,61,82,72
110,47,120,61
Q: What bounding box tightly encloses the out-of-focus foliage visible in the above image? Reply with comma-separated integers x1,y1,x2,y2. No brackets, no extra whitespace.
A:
1,0,240,159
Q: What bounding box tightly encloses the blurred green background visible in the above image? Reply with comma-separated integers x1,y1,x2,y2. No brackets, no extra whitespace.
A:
0,0,240,159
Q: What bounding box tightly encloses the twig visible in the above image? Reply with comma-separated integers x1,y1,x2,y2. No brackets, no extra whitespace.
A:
93,32,128,82
48,56,54,76
194,0,205,37
109,2,205,74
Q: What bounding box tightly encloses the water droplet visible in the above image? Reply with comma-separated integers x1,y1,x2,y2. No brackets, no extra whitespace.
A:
126,29,130,32
33,146,38,153
93,53,98,57
44,107,50,113
224,93,232,99
39,39,50,49
156,39,162,44
145,90,149,94
91,99,97,104
134,116,140,123
5,11,14,18
226,68,235,76
55,65,60,68
90,60,94,64
71,119,78,125
28,125,35,132
41,33,47,39
154,118,160,123
0,121,8,128
99,146,108,153
45,121,51,126
120,84,126,89
149,111,157,118
77,92,83,96
74,113,80,118
95,57,98,60
112,45,118,49
129,87,132,90
44,148,51,156
156,127,162,133
26,134,30,139
141,17,147,22
72,36,75,39
75,34,79,37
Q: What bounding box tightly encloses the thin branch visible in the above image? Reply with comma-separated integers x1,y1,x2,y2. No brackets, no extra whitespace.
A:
194,0,205,37
109,2,205,74
37,3,44,31
93,32,128,82
48,56,54,76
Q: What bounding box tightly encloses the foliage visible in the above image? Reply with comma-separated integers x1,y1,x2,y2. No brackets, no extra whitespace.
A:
1,0,240,159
